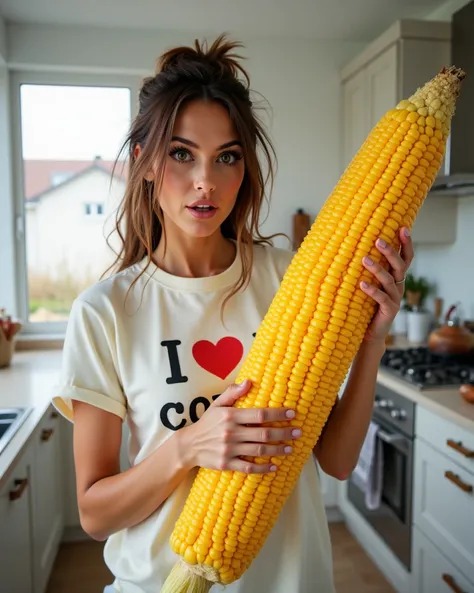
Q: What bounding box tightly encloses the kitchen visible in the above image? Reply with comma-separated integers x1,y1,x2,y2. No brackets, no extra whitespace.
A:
1,0,474,592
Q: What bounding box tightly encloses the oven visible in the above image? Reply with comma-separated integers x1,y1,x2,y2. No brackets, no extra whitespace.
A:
347,383,415,571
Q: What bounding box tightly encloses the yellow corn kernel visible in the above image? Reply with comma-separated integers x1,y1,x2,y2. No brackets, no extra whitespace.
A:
161,66,465,593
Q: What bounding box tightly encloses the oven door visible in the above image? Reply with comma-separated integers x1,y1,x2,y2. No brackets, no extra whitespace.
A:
347,417,413,570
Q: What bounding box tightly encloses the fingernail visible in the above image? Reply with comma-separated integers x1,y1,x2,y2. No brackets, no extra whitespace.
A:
361,281,369,289
292,429,302,437
286,410,296,418
284,446,293,453
404,228,410,237
270,465,277,472
377,238,387,248
363,256,374,266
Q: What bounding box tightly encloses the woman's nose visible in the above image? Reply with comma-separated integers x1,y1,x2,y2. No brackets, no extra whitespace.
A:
193,164,216,194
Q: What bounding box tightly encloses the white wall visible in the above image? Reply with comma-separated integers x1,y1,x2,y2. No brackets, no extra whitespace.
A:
0,63,17,315
412,196,474,319
0,14,6,64
6,23,364,250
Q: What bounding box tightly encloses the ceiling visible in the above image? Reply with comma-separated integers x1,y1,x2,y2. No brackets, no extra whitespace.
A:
0,0,449,41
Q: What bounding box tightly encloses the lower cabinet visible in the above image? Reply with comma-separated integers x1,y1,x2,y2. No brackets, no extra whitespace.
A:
0,444,34,593
0,404,65,593
412,406,474,593
31,407,65,593
411,526,473,593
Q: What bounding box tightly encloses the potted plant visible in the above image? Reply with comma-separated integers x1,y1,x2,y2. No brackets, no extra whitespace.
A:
403,273,433,343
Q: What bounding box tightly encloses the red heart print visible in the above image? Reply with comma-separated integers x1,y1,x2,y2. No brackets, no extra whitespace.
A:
192,337,244,380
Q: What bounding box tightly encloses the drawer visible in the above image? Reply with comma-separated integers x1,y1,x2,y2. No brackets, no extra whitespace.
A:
412,526,474,593
416,406,474,476
413,438,474,583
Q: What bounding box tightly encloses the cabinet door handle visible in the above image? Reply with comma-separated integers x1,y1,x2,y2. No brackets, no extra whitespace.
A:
442,573,466,593
446,439,474,458
41,428,54,442
9,478,28,501
444,470,473,494
50,411,59,419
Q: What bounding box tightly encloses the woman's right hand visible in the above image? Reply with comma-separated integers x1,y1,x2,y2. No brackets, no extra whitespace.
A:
185,379,301,474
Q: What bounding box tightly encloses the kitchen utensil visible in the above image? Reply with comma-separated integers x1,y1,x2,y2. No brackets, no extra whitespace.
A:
433,297,443,328
428,303,474,356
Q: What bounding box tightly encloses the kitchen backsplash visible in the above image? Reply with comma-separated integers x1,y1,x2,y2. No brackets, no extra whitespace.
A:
412,194,474,321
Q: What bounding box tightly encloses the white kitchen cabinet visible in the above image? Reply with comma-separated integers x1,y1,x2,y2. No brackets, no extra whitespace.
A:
0,444,34,593
413,406,474,588
411,526,473,593
342,68,369,170
366,43,398,131
31,406,64,593
341,19,458,246
413,437,474,583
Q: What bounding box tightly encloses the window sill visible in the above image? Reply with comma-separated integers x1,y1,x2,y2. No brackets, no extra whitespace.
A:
15,334,64,351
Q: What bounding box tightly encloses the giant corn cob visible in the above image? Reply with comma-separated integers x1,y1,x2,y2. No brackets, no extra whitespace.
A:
161,66,465,593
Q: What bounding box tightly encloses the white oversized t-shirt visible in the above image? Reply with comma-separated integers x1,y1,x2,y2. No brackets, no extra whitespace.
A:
52,242,335,593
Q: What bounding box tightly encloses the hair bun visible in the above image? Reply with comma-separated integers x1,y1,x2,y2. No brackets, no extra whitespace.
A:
155,33,250,87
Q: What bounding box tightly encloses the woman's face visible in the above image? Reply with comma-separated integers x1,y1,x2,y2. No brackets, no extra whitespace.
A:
158,99,245,239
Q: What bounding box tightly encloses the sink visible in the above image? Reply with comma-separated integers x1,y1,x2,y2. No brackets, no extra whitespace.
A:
0,408,32,456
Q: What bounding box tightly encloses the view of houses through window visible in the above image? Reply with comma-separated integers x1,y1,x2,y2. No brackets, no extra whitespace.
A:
19,83,132,323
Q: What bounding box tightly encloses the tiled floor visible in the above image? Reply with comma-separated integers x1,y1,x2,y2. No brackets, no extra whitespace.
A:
46,522,395,593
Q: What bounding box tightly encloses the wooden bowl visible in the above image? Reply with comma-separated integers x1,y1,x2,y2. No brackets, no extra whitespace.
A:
459,384,474,404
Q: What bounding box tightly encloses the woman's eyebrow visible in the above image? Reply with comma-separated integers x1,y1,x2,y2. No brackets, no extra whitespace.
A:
171,136,242,150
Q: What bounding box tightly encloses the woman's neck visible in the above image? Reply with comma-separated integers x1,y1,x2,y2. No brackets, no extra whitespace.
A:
153,229,236,279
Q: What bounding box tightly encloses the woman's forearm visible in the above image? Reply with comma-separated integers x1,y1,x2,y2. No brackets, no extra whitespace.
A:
80,428,194,541
314,339,386,480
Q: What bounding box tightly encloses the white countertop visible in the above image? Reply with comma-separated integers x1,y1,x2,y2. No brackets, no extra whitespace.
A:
0,350,63,486
0,347,473,487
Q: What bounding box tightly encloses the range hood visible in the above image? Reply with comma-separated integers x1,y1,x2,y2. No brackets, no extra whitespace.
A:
429,0,474,197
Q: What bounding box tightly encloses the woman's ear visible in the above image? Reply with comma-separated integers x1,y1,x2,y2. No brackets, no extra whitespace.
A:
134,143,155,182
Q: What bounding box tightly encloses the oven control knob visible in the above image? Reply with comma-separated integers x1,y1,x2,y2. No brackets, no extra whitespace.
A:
390,409,406,420
376,399,393,409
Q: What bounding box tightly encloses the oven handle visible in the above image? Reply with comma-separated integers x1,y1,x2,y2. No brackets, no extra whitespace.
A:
377,429,405,444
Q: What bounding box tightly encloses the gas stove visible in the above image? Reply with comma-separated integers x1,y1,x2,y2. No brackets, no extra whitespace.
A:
380,347,474,389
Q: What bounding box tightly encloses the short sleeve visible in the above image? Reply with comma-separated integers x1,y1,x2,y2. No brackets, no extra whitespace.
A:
52,296,127,422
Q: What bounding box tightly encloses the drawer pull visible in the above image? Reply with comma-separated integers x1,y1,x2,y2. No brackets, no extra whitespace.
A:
442,573,466,593
444,470,473,494
41,428,54,442
446,439,474,458
9,478,28,501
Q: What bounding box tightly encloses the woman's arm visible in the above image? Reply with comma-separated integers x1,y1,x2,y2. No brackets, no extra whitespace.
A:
314,338,386,480
72,381,298,541
72,400,193,541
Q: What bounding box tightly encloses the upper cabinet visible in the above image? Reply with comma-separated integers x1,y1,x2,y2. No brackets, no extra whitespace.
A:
341,20,458,245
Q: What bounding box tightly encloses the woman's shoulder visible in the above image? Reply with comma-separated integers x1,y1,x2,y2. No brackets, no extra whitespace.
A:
70,261,146,317
252,242,295,278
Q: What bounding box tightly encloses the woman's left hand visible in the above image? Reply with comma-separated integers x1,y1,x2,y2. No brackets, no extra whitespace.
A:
360,227,414,344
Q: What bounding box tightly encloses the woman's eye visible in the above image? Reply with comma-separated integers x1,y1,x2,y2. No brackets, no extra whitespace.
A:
173,149,191,162
218,152,240,165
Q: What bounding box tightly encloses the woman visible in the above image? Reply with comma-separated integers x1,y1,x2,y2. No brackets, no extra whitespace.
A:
52,35,413,593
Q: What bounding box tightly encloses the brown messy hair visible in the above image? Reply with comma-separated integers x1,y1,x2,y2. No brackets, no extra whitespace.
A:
107,34,281,312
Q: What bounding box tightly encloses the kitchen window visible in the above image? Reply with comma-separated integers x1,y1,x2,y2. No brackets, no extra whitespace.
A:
7,72,138,337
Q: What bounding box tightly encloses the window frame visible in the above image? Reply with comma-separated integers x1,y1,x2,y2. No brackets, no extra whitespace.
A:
9,70,140,338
